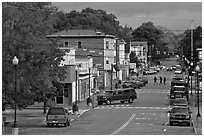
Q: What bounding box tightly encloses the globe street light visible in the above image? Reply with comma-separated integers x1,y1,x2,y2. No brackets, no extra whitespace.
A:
195,65,201,117
12,56,19,134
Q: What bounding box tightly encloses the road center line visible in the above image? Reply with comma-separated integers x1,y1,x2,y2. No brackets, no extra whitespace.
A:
111,113,136,135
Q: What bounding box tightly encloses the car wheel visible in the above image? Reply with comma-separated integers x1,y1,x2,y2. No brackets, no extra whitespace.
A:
64,123,67,127
169,121,173,126
67,120,71,126
186,122,191,126
98,101,103,105
128,98,134,103
120,100,125,104
106,99,111,105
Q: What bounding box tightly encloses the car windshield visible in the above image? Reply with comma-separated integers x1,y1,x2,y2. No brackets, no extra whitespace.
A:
105,91,113,94
173,77,182,81
171,107,188,113
175,99,187,104
48,108,64,115
174,87,185,91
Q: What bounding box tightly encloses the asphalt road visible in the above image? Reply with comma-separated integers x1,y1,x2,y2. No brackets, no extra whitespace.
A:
19,57,196,135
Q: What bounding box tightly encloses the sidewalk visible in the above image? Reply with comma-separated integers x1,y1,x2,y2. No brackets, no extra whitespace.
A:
189,94,202,135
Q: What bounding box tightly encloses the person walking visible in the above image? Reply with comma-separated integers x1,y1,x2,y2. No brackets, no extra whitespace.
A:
154,76,157,85
163,76,166,85
159,76,162,85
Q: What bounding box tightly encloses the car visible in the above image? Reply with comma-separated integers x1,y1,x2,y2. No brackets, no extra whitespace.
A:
175,69,182,75
138,76,148,84
46,106,70,127
168,106,192,126
173,98,188,107
167,67,172,71
172,65,177,70
97,88,137,105
122,81,142,89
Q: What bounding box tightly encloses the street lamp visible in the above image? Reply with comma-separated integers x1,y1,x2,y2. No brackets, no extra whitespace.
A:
195,65,201,117
75,65,78,105
12,56,19,134
87,55,92,98
190,62,193,96
110,64,113,90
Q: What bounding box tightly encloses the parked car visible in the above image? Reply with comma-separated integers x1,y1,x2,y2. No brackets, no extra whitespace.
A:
46,106,70,127
139,76,148,84
175,69,182,75
173,98,188,107
144,69,157,75
167,67,172,71
97,88,137,105
122,81,142,89
168,106,192,126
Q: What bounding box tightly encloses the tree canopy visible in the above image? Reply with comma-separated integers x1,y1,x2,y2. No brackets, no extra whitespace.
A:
2,2,67,109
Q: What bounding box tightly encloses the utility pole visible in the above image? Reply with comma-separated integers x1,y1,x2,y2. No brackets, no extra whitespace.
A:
190,19,194,96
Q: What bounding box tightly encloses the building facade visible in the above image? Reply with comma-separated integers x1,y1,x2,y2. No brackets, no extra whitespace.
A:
130,41,148,74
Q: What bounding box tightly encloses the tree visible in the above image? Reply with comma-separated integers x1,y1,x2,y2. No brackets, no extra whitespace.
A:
53,8,133,42
2,2,67,111
179,26,202,67
132,22,166,61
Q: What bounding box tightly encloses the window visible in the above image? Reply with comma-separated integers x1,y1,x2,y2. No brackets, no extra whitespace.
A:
106,41,109,49
78,41,82,49
64,41,69,47
56,96,63,104
78,63,82,68
106,60,109,64
118,91,122,94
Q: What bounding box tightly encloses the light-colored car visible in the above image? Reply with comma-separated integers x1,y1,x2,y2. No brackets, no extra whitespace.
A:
46,106,70,127
175,69,182,75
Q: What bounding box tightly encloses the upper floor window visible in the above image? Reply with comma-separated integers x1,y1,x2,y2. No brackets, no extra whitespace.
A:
78,41,82,49
106,41,109,49
106,60,109,64
64,41,69,47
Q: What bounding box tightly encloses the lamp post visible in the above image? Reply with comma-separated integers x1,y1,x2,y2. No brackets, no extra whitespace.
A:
87,55,92,98
12,56,19,135
110,64,113,90
195,65,201,117
75,65,78,105
190,62,193,96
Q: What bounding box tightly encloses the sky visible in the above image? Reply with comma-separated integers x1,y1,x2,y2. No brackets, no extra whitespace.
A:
52,1,202,32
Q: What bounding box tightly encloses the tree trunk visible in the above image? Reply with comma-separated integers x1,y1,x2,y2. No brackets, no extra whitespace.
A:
43,101,46,114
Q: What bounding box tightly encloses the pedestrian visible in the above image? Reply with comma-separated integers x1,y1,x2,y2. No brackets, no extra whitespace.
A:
159,76,162,85
163,76,166,85
154,76,157,85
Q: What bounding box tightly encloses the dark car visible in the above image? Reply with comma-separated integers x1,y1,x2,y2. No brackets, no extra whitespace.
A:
97,88,137,105
168,106,192,126
122,81,141,89
139,76,148,84
173,98,188,107
46,106,70,127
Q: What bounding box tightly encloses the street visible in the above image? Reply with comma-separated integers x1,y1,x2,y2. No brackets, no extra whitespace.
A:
17,57,196,135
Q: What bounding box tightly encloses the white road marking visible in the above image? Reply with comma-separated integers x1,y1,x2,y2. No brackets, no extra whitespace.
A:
111,113,136,135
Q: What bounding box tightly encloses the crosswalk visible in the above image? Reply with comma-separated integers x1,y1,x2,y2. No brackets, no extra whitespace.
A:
94,105,170,110
136,89,170,93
